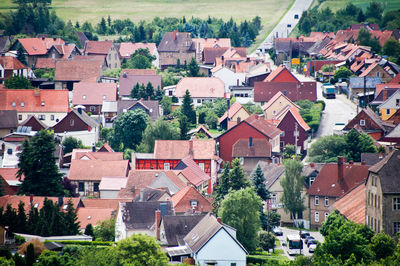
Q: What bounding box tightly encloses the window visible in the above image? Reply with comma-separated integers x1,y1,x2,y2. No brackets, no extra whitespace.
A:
90,106,95,112
378,196,380,209
231,263,237,266
315,196,319,206
273,110,276,115
325,197,329,206
282,90,287,96
164,163,170,170
198,163,205,172
190,200,198,207
41,101,45,106
18,115,22,120
82,95,86,100
397,99,400,107
94,182,99,192
70,119,74,126
325,212,329,220
197,99,201,103
376,71,380,77
38,114,45,120
12,102,16,107
168,90,173,96
368,191,371,205
378,220,380,233
315,212,319,222
103,95,106,100
393,197,400,210
387,109,391,115
281,131,285,137
20,102,24,107
310,176,315,185
395,222,400,234
280,141,285,148
360,120,365,126
50,115,55,121
374,194,377,207
78,182,84,192
271,194,277,204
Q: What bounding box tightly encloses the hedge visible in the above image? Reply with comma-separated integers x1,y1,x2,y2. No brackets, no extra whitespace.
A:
246,255,287,265
44,240,113,246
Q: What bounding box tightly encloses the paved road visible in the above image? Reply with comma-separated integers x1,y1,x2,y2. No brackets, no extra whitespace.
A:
275,227,324,260
252,0,314,56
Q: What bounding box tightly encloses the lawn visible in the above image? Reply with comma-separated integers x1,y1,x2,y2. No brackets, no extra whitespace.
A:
311,0,400,12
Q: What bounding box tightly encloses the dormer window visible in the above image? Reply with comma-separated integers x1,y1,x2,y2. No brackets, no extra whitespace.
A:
20,102,25,107
82,95,86,100
41,101,45,106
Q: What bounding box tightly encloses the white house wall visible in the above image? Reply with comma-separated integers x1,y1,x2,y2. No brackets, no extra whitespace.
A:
58,129,99,146
212,68,246,92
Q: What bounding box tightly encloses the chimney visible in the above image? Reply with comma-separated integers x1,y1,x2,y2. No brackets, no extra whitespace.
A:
383,89,387,101
310,162,315,168
41,36,45,40
155,210,161,240
249,137,253,147
217,217,222,224
338,156,345,181
189,139,194,156
173,30,178,41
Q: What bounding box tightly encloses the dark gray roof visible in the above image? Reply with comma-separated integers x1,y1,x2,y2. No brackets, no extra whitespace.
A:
117,99,160,121
302,163,324,177
361,153,386,166
184,213,247,254
349,77,382,89
368,149,400,194
121,201,174,230
72,109,100,128
251,161,285,189
0,110,18,129
307,38,332,55
76,32,89,49
134,187,170,202
0,36,11,53
158,32,195,53
162,215,205,246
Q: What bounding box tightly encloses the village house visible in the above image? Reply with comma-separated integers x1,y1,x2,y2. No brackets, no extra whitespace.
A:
0,88,69,127
218,101,250,130
307,157,369,229
359,62,392,83
158,31,196,70
334,182,366,225
348,77,381,101
118,69,162,97
0,110,17,138
365,149,400,237
115,201,174,241
216,114,281,163
232,138,274,172
262,91,300,119
170,186,212,215
175,77,226,107
377,90,400,121
211,65,246,90
0,168,22,195
370,84,400,110
173,157,212,193
84,40,120,69
0,56,29,83
118,42,159,67
117,99,161,121
192,38,231,63
72,82,117,115
254,65,317,104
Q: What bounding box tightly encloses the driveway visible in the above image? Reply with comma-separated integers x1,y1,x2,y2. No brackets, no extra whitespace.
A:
275,227,324,260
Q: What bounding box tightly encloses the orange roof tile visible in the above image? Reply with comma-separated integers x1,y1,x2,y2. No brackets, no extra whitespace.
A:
192,38,231,50
175,77,225,98
68,159,129,181
82,198,131,209
121,69,157,75
218,102,248,124
261,91,300,111
76,207,115,228
170,186,212,213
34,58,56,69
18,38,65,55
54,59,103,81
154,139,216,160
72,82,117,105
0,168,23,181
119,42,156,58
263,65,299,83
0,56,27,69
84,41,113,55
359,62,378,77
334,183,365,224
0,89,69,113
232,138,272,158
275,107,310,131
75,151,124,161
175,157,210,187
244,114,282,139
0,195,81,213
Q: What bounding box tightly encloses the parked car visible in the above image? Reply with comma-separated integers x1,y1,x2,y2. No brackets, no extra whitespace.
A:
305,235,315,244
287,24,292,28
309,243,317,253
307,239,318,247
273,227,283,236
300,231,310,239
294,14,299,19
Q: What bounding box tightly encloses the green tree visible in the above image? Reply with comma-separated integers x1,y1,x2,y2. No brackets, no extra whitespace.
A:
18,130,64,196
308,135,347,163
334,66,352,81
124,48,155,69
263,211,281,232
62,136,83,154
320,210,347,237
84,224,94,237
346,129,377,162
229,158,249,191
258,231,276,251
137,119,180,152
5,75,33,89
321,64,334,73
36,250,77,266
204,111,218,129
15,201,27,233
252,165,270,201
145,82,154,98
187,57,200,77
370,233,396,260
218,187,261,252
115,234,168,265
97,17,107,35
280,159,305,219
383,38,400,63
365,1,383,22
160,96,172,115
181,90,196,124
112,109,149,149
214,162,230,205
283,144,296,159
94,218,115,241
17,46,26,65
25,243,35,266
64,199,80,235
179,115,189,140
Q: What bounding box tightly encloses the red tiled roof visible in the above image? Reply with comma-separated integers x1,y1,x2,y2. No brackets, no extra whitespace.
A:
334,183,365,224
0,56,26,69
119,42,157,58
232,138,272,158
192,38,231,50
275,107,310,131
54,59,103,81
218,102,248,124
170,186,212,213
98,142,114,152
72,82,117,105
264,65,299,83
175,77,225,98
18,38,65,55
370,30,393,47
68,159,129,181
121,69,157,75
154,139,216,160
34,58,55,69
244,114,282,139
75,151,123,161
0,89,69,113
82,198,131,209
307,162,369,197
119,70,162,96
203,47,229,64
389,72,400,84
76,207,114,229
0,195,81,213
175,157,210,187
359,62,378,77
84,41,113,55
0,168,23,181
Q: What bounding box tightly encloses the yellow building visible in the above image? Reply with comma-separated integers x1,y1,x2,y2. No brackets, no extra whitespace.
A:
378,90,400,120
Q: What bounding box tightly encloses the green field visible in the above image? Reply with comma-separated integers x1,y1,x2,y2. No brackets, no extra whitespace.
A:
311,0,400,12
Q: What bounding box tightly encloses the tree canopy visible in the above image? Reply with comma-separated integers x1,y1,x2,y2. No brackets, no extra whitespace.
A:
181,90,197,124
252,164,270,201
5,76,33,89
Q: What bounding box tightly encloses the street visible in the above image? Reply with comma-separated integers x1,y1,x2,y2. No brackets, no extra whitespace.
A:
275,227,325,260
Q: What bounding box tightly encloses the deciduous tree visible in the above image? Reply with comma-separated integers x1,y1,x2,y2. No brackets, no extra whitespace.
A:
137,119,180,152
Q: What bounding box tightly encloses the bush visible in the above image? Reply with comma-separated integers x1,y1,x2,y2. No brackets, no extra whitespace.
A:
45,240,113,246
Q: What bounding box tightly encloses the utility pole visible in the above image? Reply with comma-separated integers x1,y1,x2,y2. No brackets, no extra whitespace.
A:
289,40,292,71
294,123,299,157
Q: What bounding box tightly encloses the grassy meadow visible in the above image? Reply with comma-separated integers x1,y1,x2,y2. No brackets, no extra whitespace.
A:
311,0,400,12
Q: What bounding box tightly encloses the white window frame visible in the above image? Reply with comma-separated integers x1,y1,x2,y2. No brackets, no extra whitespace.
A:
198,163,205,172
324,196,329,207
315,196,319,206
325,212,329,220
393,197,400,210
386,109,391,115
360,120,365,126
190,200,198,207
164,163,170,170
315,212,319,223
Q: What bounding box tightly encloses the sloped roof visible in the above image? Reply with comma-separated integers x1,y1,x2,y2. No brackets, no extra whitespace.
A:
162,215,205,246
54,59,103,81
99,177,127,191
192,38,231,50
158,31,195,52
359,62,379,77
170,186,212,213
244,114,282,139
82,198,131,209
276,107,310,131
0,196,81,213
349,77,381,89
334,183,365,224
116,99,160,121
75,151,123,161
218,101,248,124
0,89,69,113
187,124,213,138
250,161,285,189
203,47,229,64
261,91,300,111
34,58,56,69
119,42,157,58
0,110,17,129
119,71,162,96
389,72,400,84
154,139,216,160
264,65,299,83
84,41,113,55
232,138,272,158
133,187,170,202
343,107,386,132
174,157,210,187
52,109,99,132
0,168,23,185
307,162,369,197
72,82,117,105
0,56,26,69
368,149,400,194
19,115,48,131
17,38,65,55
68,159,129,181
175,77,225,98
76,207,115,229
